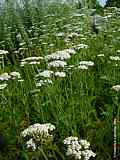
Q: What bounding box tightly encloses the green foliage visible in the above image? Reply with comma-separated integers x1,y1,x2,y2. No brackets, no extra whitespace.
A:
0,0,120,160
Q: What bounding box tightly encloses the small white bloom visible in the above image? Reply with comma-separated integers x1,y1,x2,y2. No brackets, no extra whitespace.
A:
0,83,7,89
48,60,67,68
74,44,88,49
110,56,120,61
0,73,11,81
10,72,21,79
112,85,120,92
36,79,52,87
21,56,43,61
79,61,94,67
20,61,28,66
79,140,90,149
29,61,40,65
55,72,66,77
78,65,88,70
36,70,54,78
97,54,105,57
26,138,36,151
0,50,9,55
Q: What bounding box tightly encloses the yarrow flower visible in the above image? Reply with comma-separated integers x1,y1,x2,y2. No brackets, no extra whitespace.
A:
54,71,66,77
79,61,94,67
21,123,55,151
63,137,96,160
0,73,11,81
21,56,44,61
45,48,75,61
74,44,88,50
110,56,120,61
78,65,88,70
20,56,43,66
36,70,54,78
0,83,7,90
10,72,21,79
0,49,9,55
36,79,52,87
48,60,67,68
97,54,105,57
112,85,120,92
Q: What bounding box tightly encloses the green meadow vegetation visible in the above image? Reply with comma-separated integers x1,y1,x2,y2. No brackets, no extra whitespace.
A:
0,0,120,159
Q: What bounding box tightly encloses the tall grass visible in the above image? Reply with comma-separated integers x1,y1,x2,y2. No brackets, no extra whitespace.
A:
0,0,120,159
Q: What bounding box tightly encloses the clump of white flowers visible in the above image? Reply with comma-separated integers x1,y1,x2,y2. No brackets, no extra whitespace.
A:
0,49,9,55
79,61,94,67
20,56,43,66
0,83,7,90
0,73,11,81
36,79,52,87
10,72,21,79
48,60,67,68
35,70,54,78
110,56,120,61
54,71,66,77
45,48,75,61
112,85,120,92
78,65,88,70
63,137,96,160
0,71,21,81
74,44,88,50
21,123,55,151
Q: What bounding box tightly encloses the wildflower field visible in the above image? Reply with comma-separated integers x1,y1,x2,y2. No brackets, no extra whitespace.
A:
0,1,120,160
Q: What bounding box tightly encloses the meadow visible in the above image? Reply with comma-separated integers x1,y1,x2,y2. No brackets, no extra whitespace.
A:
0,1,120,160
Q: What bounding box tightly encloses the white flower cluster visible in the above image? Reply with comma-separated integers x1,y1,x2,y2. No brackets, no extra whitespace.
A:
110,56,120,61
0,72,22,82
48,60,67,68
79,61,94,66
63,137,96,160
54,71,66,78
97,54,105,57
78,61,94,70
36,79,52,87
36,70,54,78
20,56,43,66
45,48,76,61
112,85,120,92
0,73,11,81
21,123,55,150
68,32,79,38
36,70,66,79
10,72,21,79
0,83,7,90
0,49,9,55
74,44,88,50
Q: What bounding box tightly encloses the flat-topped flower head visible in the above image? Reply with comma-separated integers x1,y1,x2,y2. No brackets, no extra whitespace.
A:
63,137,96,160
79,61,94,67
10,72,21,79
21,123,55,150
45,48,75,61
0,83,7,89
0,50,9,55
112,85,120,92
0,73,11,81
21,56,44,62
36,79,52,87
36,70,54,78
48,60,67,68
110,56,120,61
55,71,66,77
